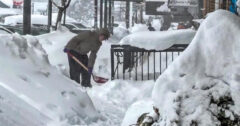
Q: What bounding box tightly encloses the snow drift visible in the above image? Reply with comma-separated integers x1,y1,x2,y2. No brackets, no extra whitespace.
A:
152,10,240,126
0,33,99,126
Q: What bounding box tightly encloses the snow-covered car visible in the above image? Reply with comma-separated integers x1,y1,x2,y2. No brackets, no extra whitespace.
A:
4,14,92,34
61,22,93,33
0,8,20,24
4,14,77,26
0,24,49,35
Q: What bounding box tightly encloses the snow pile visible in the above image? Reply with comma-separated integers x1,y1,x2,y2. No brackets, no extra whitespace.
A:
130,24,149,33
88,80,155,126
152,10,240,126
121,100,154,126
120,29,196,50
0,33,99,125
37,30,76,76
152,19,162,31
157,2,170,12
111,26,130,43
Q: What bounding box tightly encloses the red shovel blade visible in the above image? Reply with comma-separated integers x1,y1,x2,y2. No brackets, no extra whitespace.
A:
92,75,109,84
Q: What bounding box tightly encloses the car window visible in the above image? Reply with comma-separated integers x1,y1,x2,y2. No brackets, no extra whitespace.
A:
72,23,87,28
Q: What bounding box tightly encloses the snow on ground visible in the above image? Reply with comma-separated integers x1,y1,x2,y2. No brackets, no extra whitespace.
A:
87,80,154,126
0,33,100,126
120,29,196,50
151,10,240,126
121,99,154,126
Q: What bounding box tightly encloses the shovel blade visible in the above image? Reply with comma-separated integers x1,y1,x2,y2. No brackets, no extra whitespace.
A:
92,75,109,84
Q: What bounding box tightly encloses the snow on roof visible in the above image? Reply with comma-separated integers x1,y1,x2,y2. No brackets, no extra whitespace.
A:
120,29,196,50
151,10,240,125
4,13,77,25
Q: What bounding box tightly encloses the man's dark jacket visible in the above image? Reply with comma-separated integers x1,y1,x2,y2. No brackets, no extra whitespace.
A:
65,31,102,68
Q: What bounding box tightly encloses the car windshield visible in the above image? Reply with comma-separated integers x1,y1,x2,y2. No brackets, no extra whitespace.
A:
0,29,10,34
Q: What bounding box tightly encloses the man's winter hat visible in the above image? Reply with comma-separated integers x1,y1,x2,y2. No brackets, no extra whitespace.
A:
99,28,110,39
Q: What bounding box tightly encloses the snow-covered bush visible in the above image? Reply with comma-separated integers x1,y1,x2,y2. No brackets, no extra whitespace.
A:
152,10,240,126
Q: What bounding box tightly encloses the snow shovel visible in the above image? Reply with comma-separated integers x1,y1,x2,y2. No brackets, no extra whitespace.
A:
67,52,109,84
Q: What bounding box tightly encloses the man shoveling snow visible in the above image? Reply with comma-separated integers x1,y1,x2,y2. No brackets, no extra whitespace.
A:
64,28,110,88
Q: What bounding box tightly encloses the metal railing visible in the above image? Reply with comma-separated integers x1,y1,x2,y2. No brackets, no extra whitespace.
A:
111,44,188,81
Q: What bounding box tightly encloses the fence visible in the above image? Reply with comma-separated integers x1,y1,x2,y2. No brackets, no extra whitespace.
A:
111,44,188,81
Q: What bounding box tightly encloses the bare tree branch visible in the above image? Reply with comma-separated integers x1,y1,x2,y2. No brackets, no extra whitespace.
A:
51,0,61,8
52,0,72,30
64,0,72,9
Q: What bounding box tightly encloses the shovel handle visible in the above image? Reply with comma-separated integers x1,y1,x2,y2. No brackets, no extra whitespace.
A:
67,52,89,71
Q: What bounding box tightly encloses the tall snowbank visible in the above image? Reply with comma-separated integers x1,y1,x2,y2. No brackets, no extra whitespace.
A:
152,10,240,126
37,30,76,76
120,29,196,50
0,33,99,125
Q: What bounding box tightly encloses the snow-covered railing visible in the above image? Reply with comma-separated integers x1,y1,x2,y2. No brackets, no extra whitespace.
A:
111,44,188,81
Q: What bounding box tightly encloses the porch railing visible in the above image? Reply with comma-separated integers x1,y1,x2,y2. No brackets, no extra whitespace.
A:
110,44,188,81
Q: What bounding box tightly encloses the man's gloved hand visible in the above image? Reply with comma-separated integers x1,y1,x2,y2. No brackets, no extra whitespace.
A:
63,48,70,53
88,67,93,75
